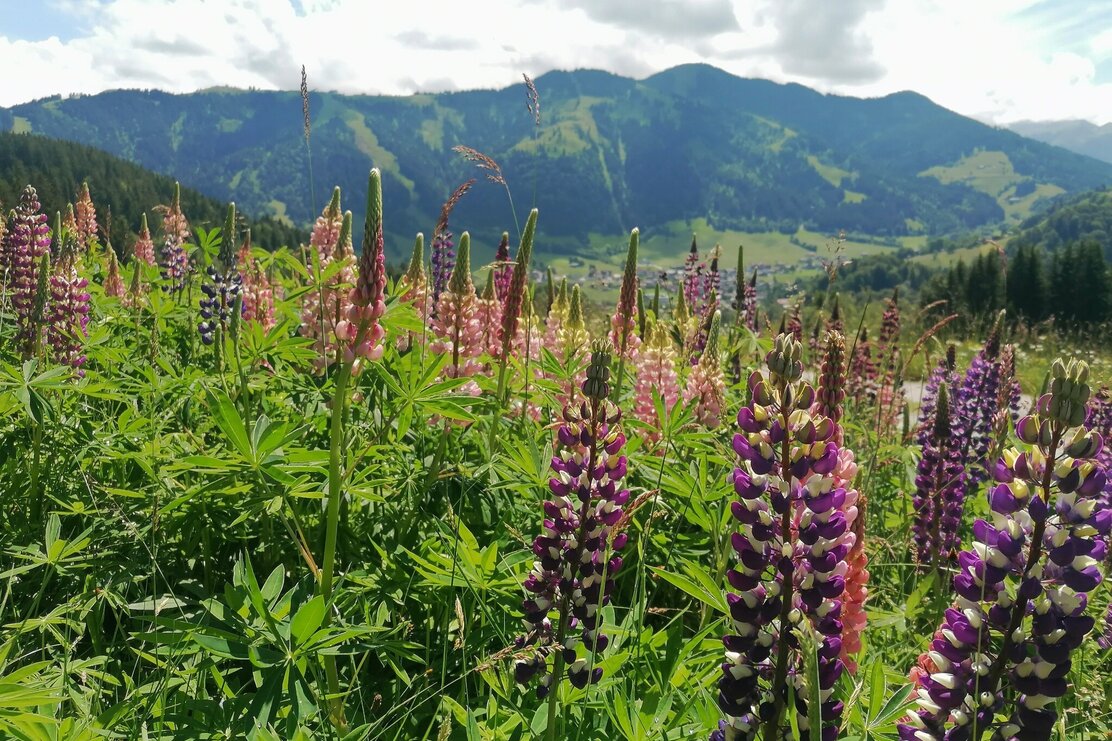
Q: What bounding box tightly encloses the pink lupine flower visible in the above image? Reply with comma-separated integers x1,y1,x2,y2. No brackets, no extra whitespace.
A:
683,310,725,427
429,231,484,387
157,182,191,294
103,247,125,299
62,204,78,241
544,277,569,352
133,213,157,266
497,211,536,363
609,228,641,370
236,231,276,331
74,181,98,249
337,171,388,366
476,269,502,358
300,190,355,372
632,318,680,448
47,241,91,375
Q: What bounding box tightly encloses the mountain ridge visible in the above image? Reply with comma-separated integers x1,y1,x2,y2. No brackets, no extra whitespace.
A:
3,64,1109,257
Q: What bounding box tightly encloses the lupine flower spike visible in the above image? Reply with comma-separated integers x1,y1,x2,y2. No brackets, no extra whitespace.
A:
633,317,680,448
429,232,483,387
609,228,641,397
396,233,427,351
47,225,90,375
237,230,276,331
910,385,967,567
497,210,536,365
477,269,502,358
493,231,513,301
337,169,388,366
684,310,726,427
714,333,853,741
158,182,190,295
198,204,243,345
103,246,125,299
544,278,569,352
555,285,591,409
74,181,98,250
1,186,52,356
133,213,157,266
514,343,630,698
300,190,355,371
900,358,1110,740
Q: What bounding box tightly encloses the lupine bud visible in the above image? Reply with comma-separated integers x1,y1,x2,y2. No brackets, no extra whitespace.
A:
498,210,536,362
103,245,125,298
341,169,388,365
609,227,641,366
133,213,157,266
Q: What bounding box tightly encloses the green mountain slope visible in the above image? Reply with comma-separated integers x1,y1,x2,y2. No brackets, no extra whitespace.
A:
0,132,304,250
4,64,1109,253
1009,187,1112,261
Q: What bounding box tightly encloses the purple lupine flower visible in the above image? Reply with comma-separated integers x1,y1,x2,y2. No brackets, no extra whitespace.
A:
1,186,52,356
430,229,455,316
910,385,968,566
916,346,958,447
716,333,851,740
899,358,1110,740
493,231,513,301
953,319,1005,489
198,204,242,345
158,182,191,296
514,343,630,698
46,236,90,375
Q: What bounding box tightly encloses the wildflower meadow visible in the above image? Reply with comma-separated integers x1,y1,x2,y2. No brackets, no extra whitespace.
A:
0,160,1110,741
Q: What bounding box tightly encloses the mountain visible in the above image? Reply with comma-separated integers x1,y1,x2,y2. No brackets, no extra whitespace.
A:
1009,120,1112,165
4,64,1110,257
0,132,305,250
1009,187,1112,262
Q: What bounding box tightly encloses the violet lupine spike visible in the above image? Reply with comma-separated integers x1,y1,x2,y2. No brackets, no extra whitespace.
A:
158,183,191,295
198,204,243,346
133,213,157,266
716,333,850,741
953,318,1006,490
338,168,388,366
916,345,958,448
514,343,630,697
429,232,483,390
430,229,455,315
910,385,968,566
609,228,641,368
46,236,90,375
498,210,536,363
683,310,726,427
899,358,1110,741
493,231,513,301
2,186,52,356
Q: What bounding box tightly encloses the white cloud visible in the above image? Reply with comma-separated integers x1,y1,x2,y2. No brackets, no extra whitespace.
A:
2,0,1112,123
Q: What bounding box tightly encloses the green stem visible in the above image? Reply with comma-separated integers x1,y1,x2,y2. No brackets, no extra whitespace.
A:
29,421,42,524
545,600,570,741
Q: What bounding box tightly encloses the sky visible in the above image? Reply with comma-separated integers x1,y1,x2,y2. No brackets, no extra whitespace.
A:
2,0,1112,124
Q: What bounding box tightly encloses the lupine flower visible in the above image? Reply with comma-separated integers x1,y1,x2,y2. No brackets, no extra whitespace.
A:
899,358,1110,740
336,169,388,366
815,331,847,440
2,186,52,356
916,346,958,447
875,288,901,382
396,233,428,352
683,235,703,312
430,229,455,314
953,317,1005,490
544,278,569,353
300,191,355,372
46,232,90,375
683,310,726,427
133,213,157,266
989,343,1023,459
158,183,191,295
690,290,719,363
62,204,78,241
786,302,803,342
742,269,758,333
716,333,851,740
236,230,276,332
493,231,513,301
514,344,630,697
633,318,680,448
848,327,876,406
429,232,483,386
497,211,536,364
554,285,591,409
103,246,125,299
198,204,243,345
511,285,544,421
74,181,98,250
911,385,968,566
609,228,641,371
476,269,503,358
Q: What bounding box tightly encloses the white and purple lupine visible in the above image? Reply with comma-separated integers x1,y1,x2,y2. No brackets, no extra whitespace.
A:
198,204,242,345
899,358,1110,740
514,344,630,698
715,333,849,741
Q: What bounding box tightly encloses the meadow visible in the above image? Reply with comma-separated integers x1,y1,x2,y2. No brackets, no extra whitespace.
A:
0,166,1109,741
